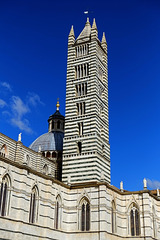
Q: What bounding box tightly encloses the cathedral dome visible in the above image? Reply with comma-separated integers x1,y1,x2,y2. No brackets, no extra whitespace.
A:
29,131,64,152
29,100,65,153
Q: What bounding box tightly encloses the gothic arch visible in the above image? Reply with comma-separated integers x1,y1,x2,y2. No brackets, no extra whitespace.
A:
78,196,90,231
29,185,39,223
0,174,11,216
126,195,139,212
54,194,62,229
111,200,116,233
77,189,91,206
128,202,140,236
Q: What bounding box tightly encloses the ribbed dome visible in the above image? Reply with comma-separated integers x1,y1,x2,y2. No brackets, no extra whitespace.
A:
29,131,64,152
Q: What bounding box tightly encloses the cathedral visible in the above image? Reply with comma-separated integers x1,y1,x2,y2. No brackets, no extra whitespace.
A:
0,18,159,240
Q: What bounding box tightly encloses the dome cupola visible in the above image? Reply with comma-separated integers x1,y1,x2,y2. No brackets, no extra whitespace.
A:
48,100,65,133
29,101,65,181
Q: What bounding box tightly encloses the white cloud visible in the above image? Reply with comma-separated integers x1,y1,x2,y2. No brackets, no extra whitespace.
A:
9,93,44,134
0,99,7,108
27,92,44,107
0,89,44,134
11,96,29,118
147,178,160,189
10,118,33,134
10,96,32,133
0,82,12,92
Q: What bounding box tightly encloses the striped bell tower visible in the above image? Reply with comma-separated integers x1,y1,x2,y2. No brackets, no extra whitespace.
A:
62,18,110,184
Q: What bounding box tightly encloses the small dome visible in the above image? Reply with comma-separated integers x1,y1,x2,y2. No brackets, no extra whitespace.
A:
29,131,64,152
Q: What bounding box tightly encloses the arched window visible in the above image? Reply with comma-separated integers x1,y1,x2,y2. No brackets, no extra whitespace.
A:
46,151,50,158
55,195,62,229
0,144,9,157
43,164,48,175
80,198,90,231
130,203,140,236
111,201,116,233
29,186,39,223
0,174,11,216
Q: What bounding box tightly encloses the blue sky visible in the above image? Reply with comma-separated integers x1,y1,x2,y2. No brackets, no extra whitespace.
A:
0,0,160,191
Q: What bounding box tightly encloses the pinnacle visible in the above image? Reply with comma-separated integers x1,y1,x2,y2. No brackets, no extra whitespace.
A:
86,17,90,25
92,18,97,30
69,25,75,37
102,32,107,44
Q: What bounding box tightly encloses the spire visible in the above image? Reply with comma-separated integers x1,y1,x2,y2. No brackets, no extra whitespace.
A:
101,32,107,52
102,32,106,44
69,25,75,37
68,25,75,46
76,18,91,43
91,18,98,39
92,18,97,30
86,17,90,25
56,98,60,111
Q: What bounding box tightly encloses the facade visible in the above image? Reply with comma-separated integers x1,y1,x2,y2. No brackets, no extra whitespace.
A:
0,18,160,240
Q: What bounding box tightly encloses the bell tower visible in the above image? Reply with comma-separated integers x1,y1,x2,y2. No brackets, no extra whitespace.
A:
62,18,110,184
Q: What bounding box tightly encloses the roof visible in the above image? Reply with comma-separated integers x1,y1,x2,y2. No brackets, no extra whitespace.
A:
76,18,91,44
48,110,65,122
29,131,64,152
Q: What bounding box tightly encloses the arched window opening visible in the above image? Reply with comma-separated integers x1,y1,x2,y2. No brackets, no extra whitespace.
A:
55,195,62,229
130,203,140,236
52,152,56,158
0,144,8,158
112,201,116,233
26,154,30,165
0,174,11,216
77,142,82,154
80,198,90,231
46,151,50,158
43,164,48,175
29,186,39,223
57,120,60,129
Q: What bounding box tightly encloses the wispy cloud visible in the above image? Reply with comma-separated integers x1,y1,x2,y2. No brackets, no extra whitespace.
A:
0,82,12,92
9,93,44,134
10,96,32,133
0,82,44,134
0,99,7,108
27,92,44,107
11,96,30,117
10,118,33,134
147,178,160,189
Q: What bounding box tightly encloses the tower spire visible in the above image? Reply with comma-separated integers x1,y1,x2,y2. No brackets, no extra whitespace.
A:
92,18,97,29
69,25,75,37
101,32,107,52
91,18,98,39
68,25,75,46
